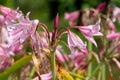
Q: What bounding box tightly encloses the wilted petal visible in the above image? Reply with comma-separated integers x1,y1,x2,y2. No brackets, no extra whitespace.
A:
65,11,79,26
68,30,88,55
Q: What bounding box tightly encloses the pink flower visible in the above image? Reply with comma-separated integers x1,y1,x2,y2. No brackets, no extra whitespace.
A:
96,2,106,12
113,7,120,22
112,58,120,70
0,46,13,71
0,6,39,51
0,5,18,23
74,50,85,67
65,11,79,26
55,46,65,63
90,2,106,17
108,19,116,31
32,72,52,80
68,30,88,56
7,13,39,45
0,15,5,27
52,13,59,42
78,19,102,47
107,31,120,40
54,13,59,31
55,45,69,63
32,32,48,53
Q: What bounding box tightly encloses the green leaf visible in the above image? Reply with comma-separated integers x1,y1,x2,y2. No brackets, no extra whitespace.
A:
0,55,32,80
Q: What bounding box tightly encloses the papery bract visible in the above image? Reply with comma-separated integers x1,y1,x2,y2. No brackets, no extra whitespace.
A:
68,30,88,56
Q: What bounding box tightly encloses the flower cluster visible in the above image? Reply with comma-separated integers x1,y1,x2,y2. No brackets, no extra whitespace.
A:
1,2,120,80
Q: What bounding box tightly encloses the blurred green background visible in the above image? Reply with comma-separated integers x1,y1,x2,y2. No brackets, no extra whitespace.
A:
1,0,118,31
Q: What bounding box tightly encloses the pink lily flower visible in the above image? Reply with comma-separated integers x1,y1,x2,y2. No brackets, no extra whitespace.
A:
7,13,39,46
31,32,48,53
0,6,39,50
0,15,5,27
1,27,22,54
113,6,120,22
55,46,65,63
52,13,59,42
96,2,106,12
65,11,79,26
74,50,85,67
0,46,13,71
55,45,69,63
67,30,88,56
90,2,106,17
78,19,102,47
0,5,18,23
107,31,120,40
108,19,116,31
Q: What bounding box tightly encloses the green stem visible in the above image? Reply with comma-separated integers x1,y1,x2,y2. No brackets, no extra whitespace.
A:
88,42,92,78
69,71,85,80
0,55,32,80
51,51,56,80
88,60,104,80
101,64,106,80
98,69,102,80
29,66,35,79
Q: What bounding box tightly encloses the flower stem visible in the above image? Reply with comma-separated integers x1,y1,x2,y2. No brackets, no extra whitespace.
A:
88,60,104,80
88,42,92,78
51,51,56,80
101,64,106,80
